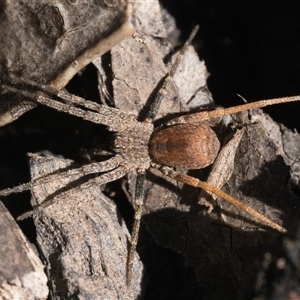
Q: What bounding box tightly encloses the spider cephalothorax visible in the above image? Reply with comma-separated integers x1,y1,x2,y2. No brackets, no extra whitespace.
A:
112,119,153,170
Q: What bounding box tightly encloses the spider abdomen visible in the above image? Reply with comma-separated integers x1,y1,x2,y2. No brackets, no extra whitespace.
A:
149,124,220,169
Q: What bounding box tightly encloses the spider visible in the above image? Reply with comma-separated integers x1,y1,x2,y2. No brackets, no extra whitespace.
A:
0,26,299,285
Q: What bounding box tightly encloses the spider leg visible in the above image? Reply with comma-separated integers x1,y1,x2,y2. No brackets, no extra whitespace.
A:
17,163,129,220
126,170,145,285
154,164,287,234
2,83,134,132
167,95,300,126
145,25,199,121
13,77,116,114
124,26,200,284
120,29,199,284
0,155,122,197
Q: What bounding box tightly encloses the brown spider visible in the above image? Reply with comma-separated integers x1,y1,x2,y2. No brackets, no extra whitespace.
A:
0,26,299,285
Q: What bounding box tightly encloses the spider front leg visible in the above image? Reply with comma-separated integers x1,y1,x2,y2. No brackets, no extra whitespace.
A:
1,80,135,132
